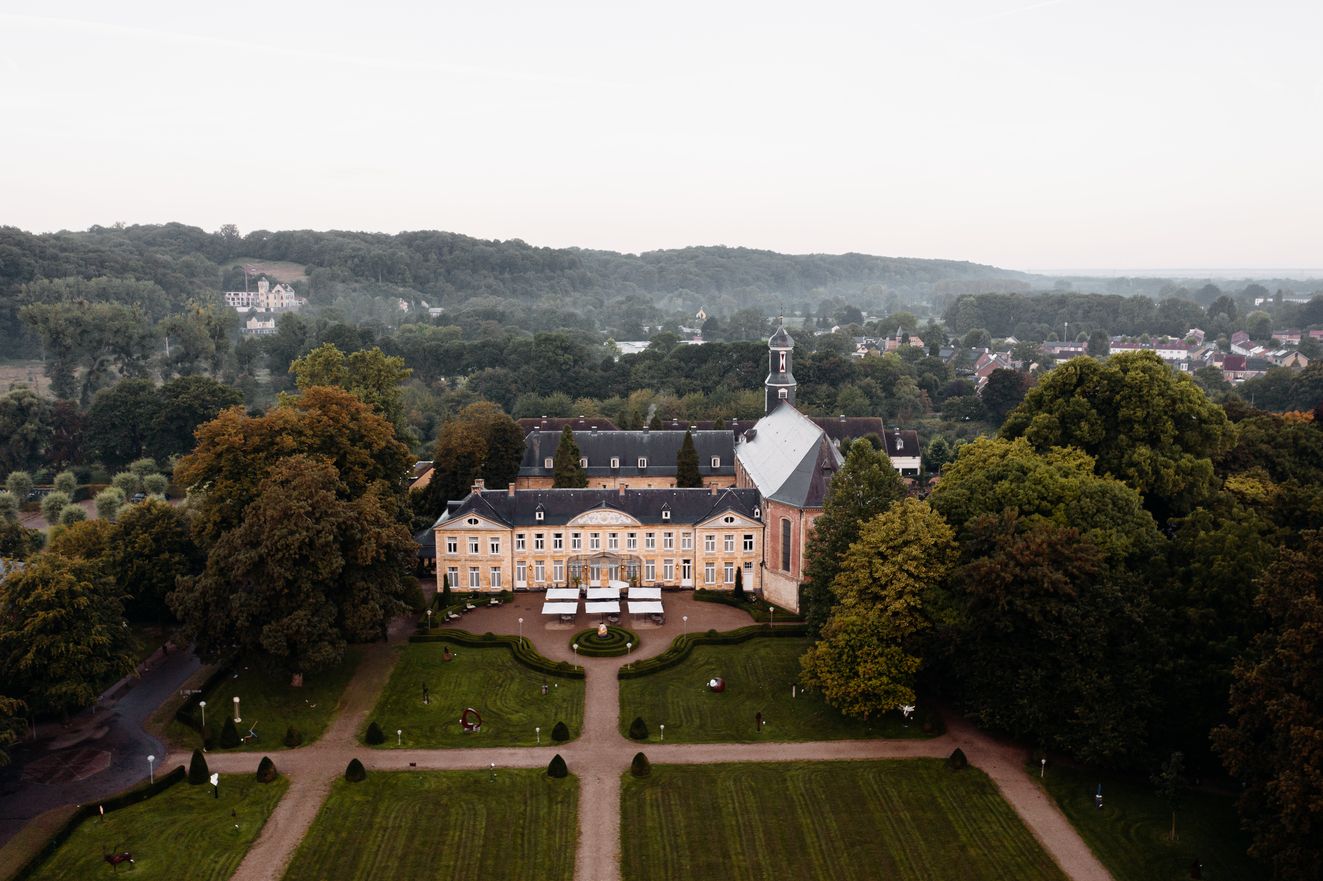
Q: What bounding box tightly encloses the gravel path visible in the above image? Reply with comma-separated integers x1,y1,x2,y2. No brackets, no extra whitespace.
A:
165,596,1112,881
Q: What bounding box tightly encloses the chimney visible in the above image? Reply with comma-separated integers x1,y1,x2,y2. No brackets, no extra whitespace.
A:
471,478,485,494
508,482,516,497
710,484,718,496
839,414,846,422
591,426,598,436
618,485,626,497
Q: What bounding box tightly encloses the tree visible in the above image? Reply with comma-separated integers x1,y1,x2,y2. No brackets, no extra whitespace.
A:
256,755,278,783
552,426,587,488
169,456,415,679
925,435,953,474
94,487,125,521
188,748,210,785
1000,352,1231,519
345,758,367,782
802,442,907,635
52,471,76,495
0,555,133,720
0,695,25,766
547,754,568,778
630,752,652,777
801,500,956,720
733,566,745,600
0,388,52,477
112,500,201,623
40,491,70,523
1087,329,1110,357
111,472,140,496
291,344,412,434
628,716,649,740
5,471,33,502
45,518,115,561
1151,752,1187,841
551,720,569,742
145,375,243,463
143,473,168,496
85,379,157,471
1213,532,1323,880
980,368,1028,425
1206,295,1238,323
58,505,86,526
674,430,702,488
0,491,15,523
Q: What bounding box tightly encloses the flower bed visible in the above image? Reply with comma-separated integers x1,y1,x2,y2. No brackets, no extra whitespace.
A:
570,625,639,657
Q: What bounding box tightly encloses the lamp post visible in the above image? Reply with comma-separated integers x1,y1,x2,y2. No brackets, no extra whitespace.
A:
572,643,578,657
536,726,541,745
147,754,156,784
1040,758,1046,778
518,617,524,641
659,723,665,741
427,609,433,630
233,695,241,723
768,605,774,628
626,641,632,655
199,700,206,731
397,729,403,746
682,615,687,636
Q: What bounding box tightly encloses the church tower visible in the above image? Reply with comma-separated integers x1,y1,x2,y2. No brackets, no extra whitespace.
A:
765,318,797,412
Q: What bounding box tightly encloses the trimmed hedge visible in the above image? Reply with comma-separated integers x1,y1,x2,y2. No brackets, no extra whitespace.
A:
345,758,367,783
693,589,806,623
569,625,638,657
8,766,186,881
617,624,808,679
410,629,584,680
547,754,568,778
172,661,237,738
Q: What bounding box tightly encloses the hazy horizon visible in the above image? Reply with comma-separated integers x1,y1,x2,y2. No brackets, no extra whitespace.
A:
3,1,1320,270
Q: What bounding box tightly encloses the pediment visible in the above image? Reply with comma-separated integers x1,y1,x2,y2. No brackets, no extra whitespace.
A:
568,508,641,527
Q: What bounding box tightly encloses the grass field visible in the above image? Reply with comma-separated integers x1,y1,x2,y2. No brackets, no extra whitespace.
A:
1038,763,1265,881
282,770,577,881
365,642,584,748
26,775,287,881
222,258,308,283
621,760,1066,881
0,360,51,396
618,636,936,742
170,650,362,751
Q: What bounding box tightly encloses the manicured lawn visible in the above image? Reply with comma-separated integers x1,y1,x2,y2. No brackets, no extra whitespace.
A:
170,650,362,751
282,770,577,881
1038,763,1265,881
618,636,936,742
621,760,1066,881
364,642,584,747
26,775,287,881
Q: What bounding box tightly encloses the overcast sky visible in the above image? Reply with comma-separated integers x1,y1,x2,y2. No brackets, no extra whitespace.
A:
2,1,1319,271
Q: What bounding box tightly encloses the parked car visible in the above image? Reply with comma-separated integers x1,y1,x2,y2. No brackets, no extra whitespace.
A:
130,492,147,503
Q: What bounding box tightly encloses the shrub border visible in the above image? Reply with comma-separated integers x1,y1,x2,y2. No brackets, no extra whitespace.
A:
409,629,584,679
172,661,236,736
617,624,807,679
692,589,806,623
7,766,186,881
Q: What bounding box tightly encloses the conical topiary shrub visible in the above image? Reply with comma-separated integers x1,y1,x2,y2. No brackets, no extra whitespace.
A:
628,716,649,741
551,721,570,742
256,756,278,783
283,726,304,748
345,758,367,782
630,752,651,778
220,715,240,749
365,721,385,745
188,748,209,785
547,754,568,778
946,748,968,771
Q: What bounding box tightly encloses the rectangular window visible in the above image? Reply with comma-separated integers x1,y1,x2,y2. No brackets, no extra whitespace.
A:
645,561,656,582
608,533,619,551
724,534,735,553
446,536,458,555
534,561,545,583
645,532,656,550
711,456,721,468
663,532,674,551
468,537,479,554
744,533,754,552
553,533,563,550
626,532,637,551
705,562,716,585
468,567,480,589
553,560,565,583
571,532,582,551
682,532,693,551
780,518,792,571
610,457,620,468
663,559,675,581
590,533,601,551
514,533,525,552
638,457,647,468
516,562,527,584
682,560,692,581
704,534,716,553
446,566,458,586
489,537,500,555
490,567,502,589
532,533,543,551
724,563,735,584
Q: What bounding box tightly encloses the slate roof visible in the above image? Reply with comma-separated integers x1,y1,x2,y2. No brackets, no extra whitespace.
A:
517,416,620,434
414,526,436,559
519,430,735,478
882,429,921,460
769,324,794,349
809,416,885,443
436,487,763,528
735,403,843,508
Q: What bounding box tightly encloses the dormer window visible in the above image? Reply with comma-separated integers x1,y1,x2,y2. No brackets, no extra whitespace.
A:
466,517,479,526
579,457,588,468
723,515,735,524
778,389,788,400
638,457,647,468
711,456,721,468
896,438,904,450
544,457,553,469
662,510,671,521
753,507,761,519
610,457,620,468
535,511,545,522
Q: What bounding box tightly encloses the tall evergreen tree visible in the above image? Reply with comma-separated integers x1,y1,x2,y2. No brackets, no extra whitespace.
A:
675,430,702,488
802,442,906,636
552,426,587,488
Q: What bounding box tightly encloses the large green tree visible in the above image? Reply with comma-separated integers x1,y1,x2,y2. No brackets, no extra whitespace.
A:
111,499,202,624
1000,352,1230,519
0,694,24,766
0,387,52,477
0,554,134,720
674,430,702,487
170,456,415,679
1214,532,1323,881
552,426,587,488
291,343,412,433
144,375,243,463
802,441,906,635
85,378,158,471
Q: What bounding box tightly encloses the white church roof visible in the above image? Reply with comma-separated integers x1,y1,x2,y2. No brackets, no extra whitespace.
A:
736,404,842,507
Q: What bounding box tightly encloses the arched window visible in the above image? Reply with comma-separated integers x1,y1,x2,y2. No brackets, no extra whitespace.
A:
780,518,792,571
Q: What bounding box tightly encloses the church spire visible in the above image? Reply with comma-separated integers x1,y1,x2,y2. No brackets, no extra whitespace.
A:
765,317,796,413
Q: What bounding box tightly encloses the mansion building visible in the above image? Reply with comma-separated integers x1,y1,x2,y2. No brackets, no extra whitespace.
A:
434,321,919,612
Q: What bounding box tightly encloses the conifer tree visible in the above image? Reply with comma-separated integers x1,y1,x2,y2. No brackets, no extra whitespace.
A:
675,430,702,488
552,426,587,488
